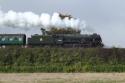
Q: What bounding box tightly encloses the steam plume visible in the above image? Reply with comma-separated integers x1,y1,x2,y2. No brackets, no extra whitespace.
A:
0,10,87,33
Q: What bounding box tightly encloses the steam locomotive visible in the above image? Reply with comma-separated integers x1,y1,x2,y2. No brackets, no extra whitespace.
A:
0,29,103,47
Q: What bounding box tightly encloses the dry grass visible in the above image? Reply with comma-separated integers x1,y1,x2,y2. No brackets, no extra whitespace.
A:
0,73,124,83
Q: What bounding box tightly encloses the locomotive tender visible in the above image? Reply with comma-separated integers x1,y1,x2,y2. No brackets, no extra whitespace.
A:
0,31,103,47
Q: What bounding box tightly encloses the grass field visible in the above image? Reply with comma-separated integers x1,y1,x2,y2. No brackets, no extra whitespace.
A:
0,73,125,83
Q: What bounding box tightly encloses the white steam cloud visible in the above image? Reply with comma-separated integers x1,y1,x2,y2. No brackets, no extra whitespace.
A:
0,10,87,33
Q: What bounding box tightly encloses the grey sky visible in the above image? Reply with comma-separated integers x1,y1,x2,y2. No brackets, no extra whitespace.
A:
0,0,125,47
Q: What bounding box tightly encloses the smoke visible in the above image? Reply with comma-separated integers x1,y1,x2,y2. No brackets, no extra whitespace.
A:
0,10,88,33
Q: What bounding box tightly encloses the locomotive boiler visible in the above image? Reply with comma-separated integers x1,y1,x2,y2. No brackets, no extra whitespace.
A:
27,28,103,47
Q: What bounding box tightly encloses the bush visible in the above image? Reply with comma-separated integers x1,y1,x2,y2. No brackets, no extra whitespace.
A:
0,47,124,72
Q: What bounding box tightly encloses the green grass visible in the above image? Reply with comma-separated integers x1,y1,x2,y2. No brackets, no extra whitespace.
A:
0,65,125,72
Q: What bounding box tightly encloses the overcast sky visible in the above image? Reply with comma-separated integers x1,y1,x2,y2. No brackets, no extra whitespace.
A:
0,0,125,47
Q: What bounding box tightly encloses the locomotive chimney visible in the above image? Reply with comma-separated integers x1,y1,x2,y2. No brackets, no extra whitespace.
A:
41,28,46,35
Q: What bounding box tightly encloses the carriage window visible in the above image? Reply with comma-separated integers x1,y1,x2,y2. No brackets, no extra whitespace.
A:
19,37,23,41
9,38,14,41
2,38,5,41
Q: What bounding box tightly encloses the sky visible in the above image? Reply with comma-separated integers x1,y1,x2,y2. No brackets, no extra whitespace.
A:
0,0,125,47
